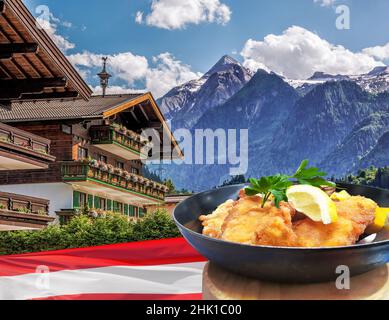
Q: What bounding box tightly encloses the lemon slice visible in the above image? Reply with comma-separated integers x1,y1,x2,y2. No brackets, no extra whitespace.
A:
365,207,389,235
286,185,338,225
330,190,352,201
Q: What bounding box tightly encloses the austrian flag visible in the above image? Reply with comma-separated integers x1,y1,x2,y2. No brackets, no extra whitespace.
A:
0,238,206,300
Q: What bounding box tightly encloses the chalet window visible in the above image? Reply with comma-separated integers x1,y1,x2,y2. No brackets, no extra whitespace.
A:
98,154,107,163
131,167,139,175
116,161,124,169
79,192,87,207
112,201,123,213
78,147,88,160
129,205,135,217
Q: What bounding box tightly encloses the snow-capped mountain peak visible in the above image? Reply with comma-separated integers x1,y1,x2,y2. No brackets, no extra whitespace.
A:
286,66,389,95
158,55,253,128
203,54,252,79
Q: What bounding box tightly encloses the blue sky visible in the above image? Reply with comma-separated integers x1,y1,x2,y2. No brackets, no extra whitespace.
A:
24,0,389,97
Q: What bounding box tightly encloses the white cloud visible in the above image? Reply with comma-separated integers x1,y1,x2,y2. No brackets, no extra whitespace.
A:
32,6,200,98
135,11,144,24
61,21,73,28
146,53,202,97
138,0,231,30
35,7,75,53
241,26,384,79
90,85,141,95
363,43,389,61
67,51,149,86
68,51,201,98
314,0,337,7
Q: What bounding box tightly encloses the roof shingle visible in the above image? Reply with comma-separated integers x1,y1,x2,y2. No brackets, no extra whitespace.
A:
0,94,144,122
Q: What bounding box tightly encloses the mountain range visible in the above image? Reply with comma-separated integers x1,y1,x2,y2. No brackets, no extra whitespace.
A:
158,55,253,130
154,56,389,191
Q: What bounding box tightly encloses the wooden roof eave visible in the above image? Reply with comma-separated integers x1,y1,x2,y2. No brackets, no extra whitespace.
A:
2,0,92,100
102,92,184,160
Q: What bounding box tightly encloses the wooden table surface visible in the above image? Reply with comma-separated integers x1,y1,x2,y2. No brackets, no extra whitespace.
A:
203,262,389,300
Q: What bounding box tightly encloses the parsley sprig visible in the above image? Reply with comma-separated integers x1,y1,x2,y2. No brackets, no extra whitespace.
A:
245,160,336,208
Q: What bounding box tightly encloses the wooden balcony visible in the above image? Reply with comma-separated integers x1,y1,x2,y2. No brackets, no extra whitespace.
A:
0,123,55,170
90,125,147,160
0,192,54,230
61,161,168,205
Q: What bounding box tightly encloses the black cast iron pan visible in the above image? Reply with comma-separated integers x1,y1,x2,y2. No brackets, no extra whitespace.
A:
173,183,389,283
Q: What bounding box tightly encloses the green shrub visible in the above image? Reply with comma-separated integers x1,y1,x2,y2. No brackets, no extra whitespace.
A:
132,209,181,241
0,209,180,255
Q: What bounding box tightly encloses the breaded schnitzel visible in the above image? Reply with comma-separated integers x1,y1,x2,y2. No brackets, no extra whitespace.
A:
199,189,378,248
294,196,377,247
199,199,235,238
219,196,297,246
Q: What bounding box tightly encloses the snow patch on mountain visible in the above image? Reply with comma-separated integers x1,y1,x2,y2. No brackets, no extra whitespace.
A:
158,55,253,129
286,67,389,95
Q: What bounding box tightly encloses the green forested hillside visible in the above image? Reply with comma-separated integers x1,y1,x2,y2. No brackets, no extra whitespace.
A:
340,166,389,189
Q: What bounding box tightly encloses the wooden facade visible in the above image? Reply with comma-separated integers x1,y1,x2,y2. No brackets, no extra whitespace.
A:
0,1,180,226
0,94,179,219
0,191,53,230
0,0,92,107
0,0,91,230
0,122,55,170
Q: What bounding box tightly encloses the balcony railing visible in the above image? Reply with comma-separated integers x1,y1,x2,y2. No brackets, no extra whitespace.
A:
61,161,169,201
0,123,54,161
0,192,49,215
90,124,147,156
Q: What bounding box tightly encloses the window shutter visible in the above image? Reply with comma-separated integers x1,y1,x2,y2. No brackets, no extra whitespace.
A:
94,196,100,209
124,204,129,216
73,191,80,208
88,195,94,208
107,199,112,211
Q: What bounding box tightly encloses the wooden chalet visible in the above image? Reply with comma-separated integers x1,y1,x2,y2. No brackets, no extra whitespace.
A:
0,0,92,230
0,93,182,221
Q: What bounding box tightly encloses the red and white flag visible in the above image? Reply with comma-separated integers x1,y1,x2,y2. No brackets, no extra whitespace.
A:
0,238,206,300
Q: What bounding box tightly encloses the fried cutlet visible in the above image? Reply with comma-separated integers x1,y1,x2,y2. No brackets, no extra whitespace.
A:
199,199,235,238
220,196,297,246
294,196,377,247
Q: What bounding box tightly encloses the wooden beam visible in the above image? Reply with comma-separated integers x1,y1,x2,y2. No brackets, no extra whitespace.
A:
0,77,68,100
133,105,149,124
20,91,79,100
147,121,164,129
130,109,141,123
0,3,26,42
0,88,52,99
0,77,67,89
0,43,39,59
139,103,150,121
4,0,92,100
